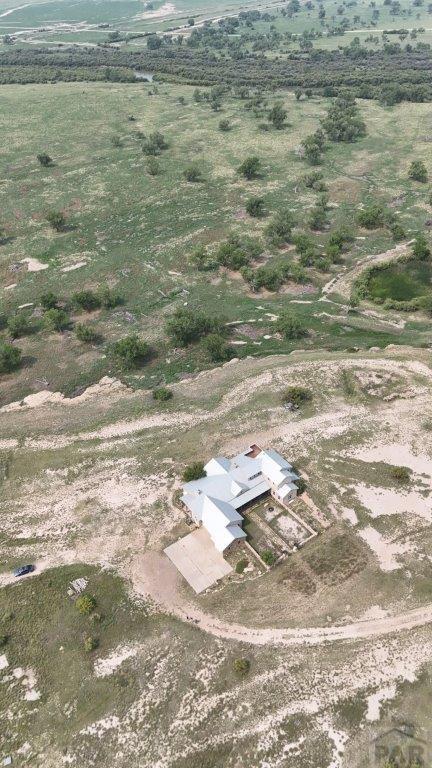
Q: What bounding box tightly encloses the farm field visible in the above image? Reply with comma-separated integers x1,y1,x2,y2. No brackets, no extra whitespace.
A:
0,347,432,765
1,80,432,403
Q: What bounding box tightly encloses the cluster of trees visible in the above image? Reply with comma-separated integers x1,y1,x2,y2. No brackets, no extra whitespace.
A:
320,94,366,142
165,306,231,361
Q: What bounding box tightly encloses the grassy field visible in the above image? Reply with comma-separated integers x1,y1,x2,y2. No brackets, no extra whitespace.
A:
1,80,432,403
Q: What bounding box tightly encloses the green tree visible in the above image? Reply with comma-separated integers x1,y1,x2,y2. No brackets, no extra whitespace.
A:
276,311,306,339
390,466,410,482
268,102,287,129
0,342,22,374
75,594,96,615
44,308,69,332
111,135,122,148
182,462,205,482
321,94,366,142
246,196,265,217
237,156,261,180
111,334,150,368
409,159,428,182
46,210,66,232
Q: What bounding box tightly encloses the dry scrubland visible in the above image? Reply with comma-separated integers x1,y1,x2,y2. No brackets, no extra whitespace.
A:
1,82,432,402
0,347,432,765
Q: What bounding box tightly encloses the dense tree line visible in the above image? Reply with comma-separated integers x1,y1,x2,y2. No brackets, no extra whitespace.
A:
2,47,432,101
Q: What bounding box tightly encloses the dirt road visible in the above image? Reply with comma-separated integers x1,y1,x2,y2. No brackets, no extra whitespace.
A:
131,551,432,647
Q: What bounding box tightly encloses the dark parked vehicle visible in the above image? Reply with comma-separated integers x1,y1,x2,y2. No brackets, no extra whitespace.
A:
13,564,35,578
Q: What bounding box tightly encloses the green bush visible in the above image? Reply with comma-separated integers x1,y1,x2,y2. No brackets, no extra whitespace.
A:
204,333,232,362
219,119,231,132
72,290,101,312
75,594,96,615
40,292,59,310
146,157,160,176
0,342,22,373
7,313,31,339
261,549,277,566
43,308,69,332
265,208,295,246
46,210,66,231
166,307,225,347
296,477,307,494
98,286,122,309
83,636,99,652
235,558,249,574
282,386,312,406
183,164,203,182
182,462,205,482
75,324,98,343
357,203,385,229
409,160,428,183
153,387,173,401
233,657,250,675
0,634,9,647
237,156,261,180
111,334,150,368
37,153,53,167
246,196,265,217
390,466,411,483
276,311,306,340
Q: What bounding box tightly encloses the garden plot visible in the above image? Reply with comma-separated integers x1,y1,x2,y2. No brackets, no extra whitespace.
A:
273,511,312,547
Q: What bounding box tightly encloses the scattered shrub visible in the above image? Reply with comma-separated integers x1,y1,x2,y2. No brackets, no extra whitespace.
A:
166,307,225,347
98,286,122,309
147,157,161,176
219,119,231,132
357,203,385,229
184,164,203,182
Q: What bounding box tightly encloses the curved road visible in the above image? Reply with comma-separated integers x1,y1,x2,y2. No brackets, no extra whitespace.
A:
132,552,432,647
